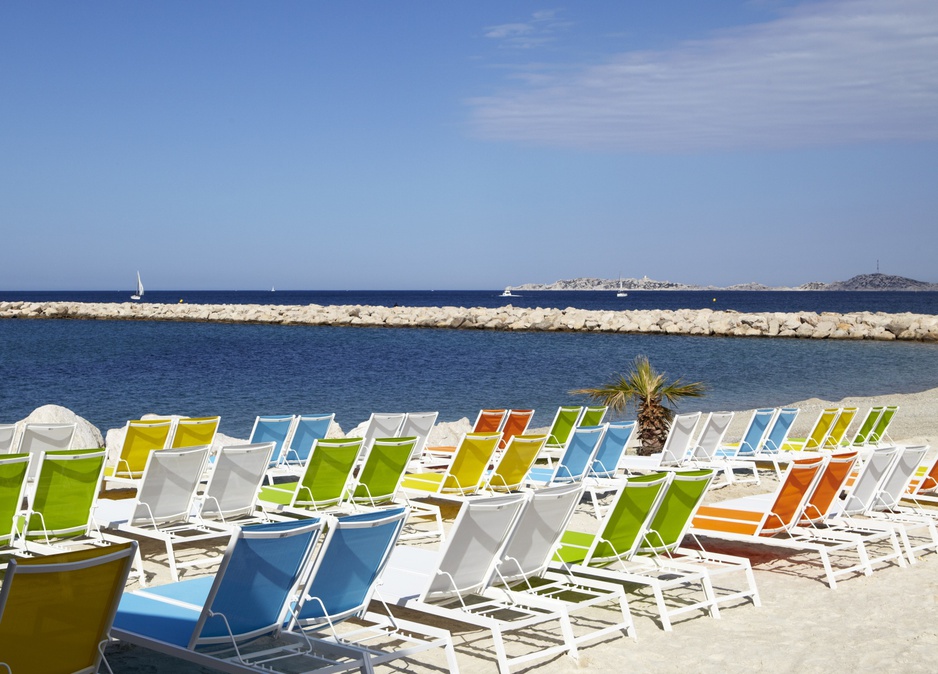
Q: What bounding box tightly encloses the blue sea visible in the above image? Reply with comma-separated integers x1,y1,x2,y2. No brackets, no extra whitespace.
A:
2,290,937,439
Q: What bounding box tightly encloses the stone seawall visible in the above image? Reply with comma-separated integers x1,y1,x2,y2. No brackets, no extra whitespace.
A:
2,301,937,341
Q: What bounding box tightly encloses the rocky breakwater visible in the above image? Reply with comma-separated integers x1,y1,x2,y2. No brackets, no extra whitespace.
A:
2,301,937,341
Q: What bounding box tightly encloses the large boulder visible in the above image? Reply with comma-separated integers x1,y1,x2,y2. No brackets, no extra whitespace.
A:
17,404,103,449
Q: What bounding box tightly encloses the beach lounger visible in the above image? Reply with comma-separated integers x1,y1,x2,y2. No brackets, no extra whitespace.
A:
499,408,535,449
94,445,229,583
845,406,884,447
346,436,418,508
484,434,548,493
0,453,31,556
398,411,439,460
400,432,500,497
822,407,858,449
618,412,701,473
258,438,365,513
728,407,799,480
15,422,76,480
377,493,577,673
104,418,175,486
425,408,507,459
781,407,840,451
868,405,899,445
264,413,335,483
526,425,605,487
539,405,584,461
169,415,221,449
0,542,137,674
195,442,277,527
0,424,16,453
357,412,406,453
247,414,296,468
717,408,775,459
551,471,722,631
582,420,637,516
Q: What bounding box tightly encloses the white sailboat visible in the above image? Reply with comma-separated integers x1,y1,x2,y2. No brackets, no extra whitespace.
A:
616,276,627,297
131,271,144,300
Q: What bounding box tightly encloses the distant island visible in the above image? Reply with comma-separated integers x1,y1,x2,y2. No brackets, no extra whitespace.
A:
515,273,938,292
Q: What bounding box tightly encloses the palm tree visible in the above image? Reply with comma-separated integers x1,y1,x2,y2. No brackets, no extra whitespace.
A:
571,355,706,455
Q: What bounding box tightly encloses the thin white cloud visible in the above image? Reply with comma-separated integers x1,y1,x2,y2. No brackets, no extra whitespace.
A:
470,0,938,151
484,9,568,49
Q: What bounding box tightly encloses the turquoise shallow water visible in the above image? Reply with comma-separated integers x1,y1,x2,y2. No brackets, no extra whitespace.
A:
2,317,936,438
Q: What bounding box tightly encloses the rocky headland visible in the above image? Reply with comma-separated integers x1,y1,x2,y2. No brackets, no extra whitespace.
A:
2,299,937,341
516,273,938,292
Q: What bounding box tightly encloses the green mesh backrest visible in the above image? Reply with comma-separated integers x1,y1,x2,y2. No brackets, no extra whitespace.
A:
870,406,898,443
26,449,105,538
546,407,583,447
352,437,416,503
117,420,173,478
851,407,883,446
640,469,714,554
590,472,670,563
823,407,857,448
294,438,364,507
0,454,30,543
578,406,607,427
442,433,500,494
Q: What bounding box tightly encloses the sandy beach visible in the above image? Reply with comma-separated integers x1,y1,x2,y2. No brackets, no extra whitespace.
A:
105,386,938,673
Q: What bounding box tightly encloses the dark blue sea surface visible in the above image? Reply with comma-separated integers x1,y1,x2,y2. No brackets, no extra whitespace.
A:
2,318,936,439
3,289,938,315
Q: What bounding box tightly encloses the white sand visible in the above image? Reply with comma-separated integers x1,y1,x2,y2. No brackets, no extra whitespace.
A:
105,387,938,673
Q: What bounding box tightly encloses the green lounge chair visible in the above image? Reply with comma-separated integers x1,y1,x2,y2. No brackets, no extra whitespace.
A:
259,437,364,512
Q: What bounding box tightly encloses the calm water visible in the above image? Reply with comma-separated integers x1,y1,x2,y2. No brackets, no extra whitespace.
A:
2,317,937,439
4,289,938,315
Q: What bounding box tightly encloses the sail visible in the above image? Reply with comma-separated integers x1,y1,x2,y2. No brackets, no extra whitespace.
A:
132,271,144,299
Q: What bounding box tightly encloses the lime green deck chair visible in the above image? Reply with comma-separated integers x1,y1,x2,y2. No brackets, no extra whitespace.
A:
348,436,418,507
783,408,839,451
847,406,883,447
485,434,548,493
0,454,30,548
258,438,364,511
869,405,898,445
105,418,174,482
170,416,221,449
554,472,671,566
578,405,608,427
400,432,500,497
20,448,109,541
544,406,584,453
0,542,137,674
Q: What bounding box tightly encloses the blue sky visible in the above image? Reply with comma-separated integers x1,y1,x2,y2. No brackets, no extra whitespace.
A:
2,0,936,290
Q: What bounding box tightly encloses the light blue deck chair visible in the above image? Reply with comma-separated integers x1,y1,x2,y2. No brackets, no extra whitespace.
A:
716,408,775,459
589,420,637,479
281,413,335,468
540,406,585,462
248,415,295,468
526,425,606,487
288,507,459,670
761,408,800,453
110,518,374,672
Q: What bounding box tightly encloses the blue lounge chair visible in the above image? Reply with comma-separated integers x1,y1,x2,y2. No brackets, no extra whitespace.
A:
526,425,606,487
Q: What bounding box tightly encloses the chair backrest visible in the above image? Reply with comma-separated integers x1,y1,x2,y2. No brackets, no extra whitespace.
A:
441,432,501,495
492,483,584,585
545,406,584,449
800,450,860,524
291,438,364,509
359,413,406,451
293,507,408,627
349,437,417,506
486,434,548,493
473,409,508,434
248,415,296,467
499,409,534,449
589,420,636,479
822,407,858,449
0,424,16,453
200,442,276,521
849,407,883,447
799,408,840,451
577,472,671,565
734,408,775,457
578,405,608,427
660,412,702,465
170,416,221,449
129,445,211,527
914,453,938,495
691,412,734,461
398,412,439,458
874,445,930,511
868,405,898,445
0,542,137,673
550,425,606,483
761,455,826,535
841,446,901,515
283,413,335,466
111,418,174,479
192,518,325,646
17,422,76,480
22,448,107,539
639,469,715,555
0,454,30,545
422,493,526,602
761,408,799,453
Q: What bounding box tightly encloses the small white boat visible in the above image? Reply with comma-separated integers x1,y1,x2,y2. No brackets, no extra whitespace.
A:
616,276,627,297
131,271,144,300
501,286,517,297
